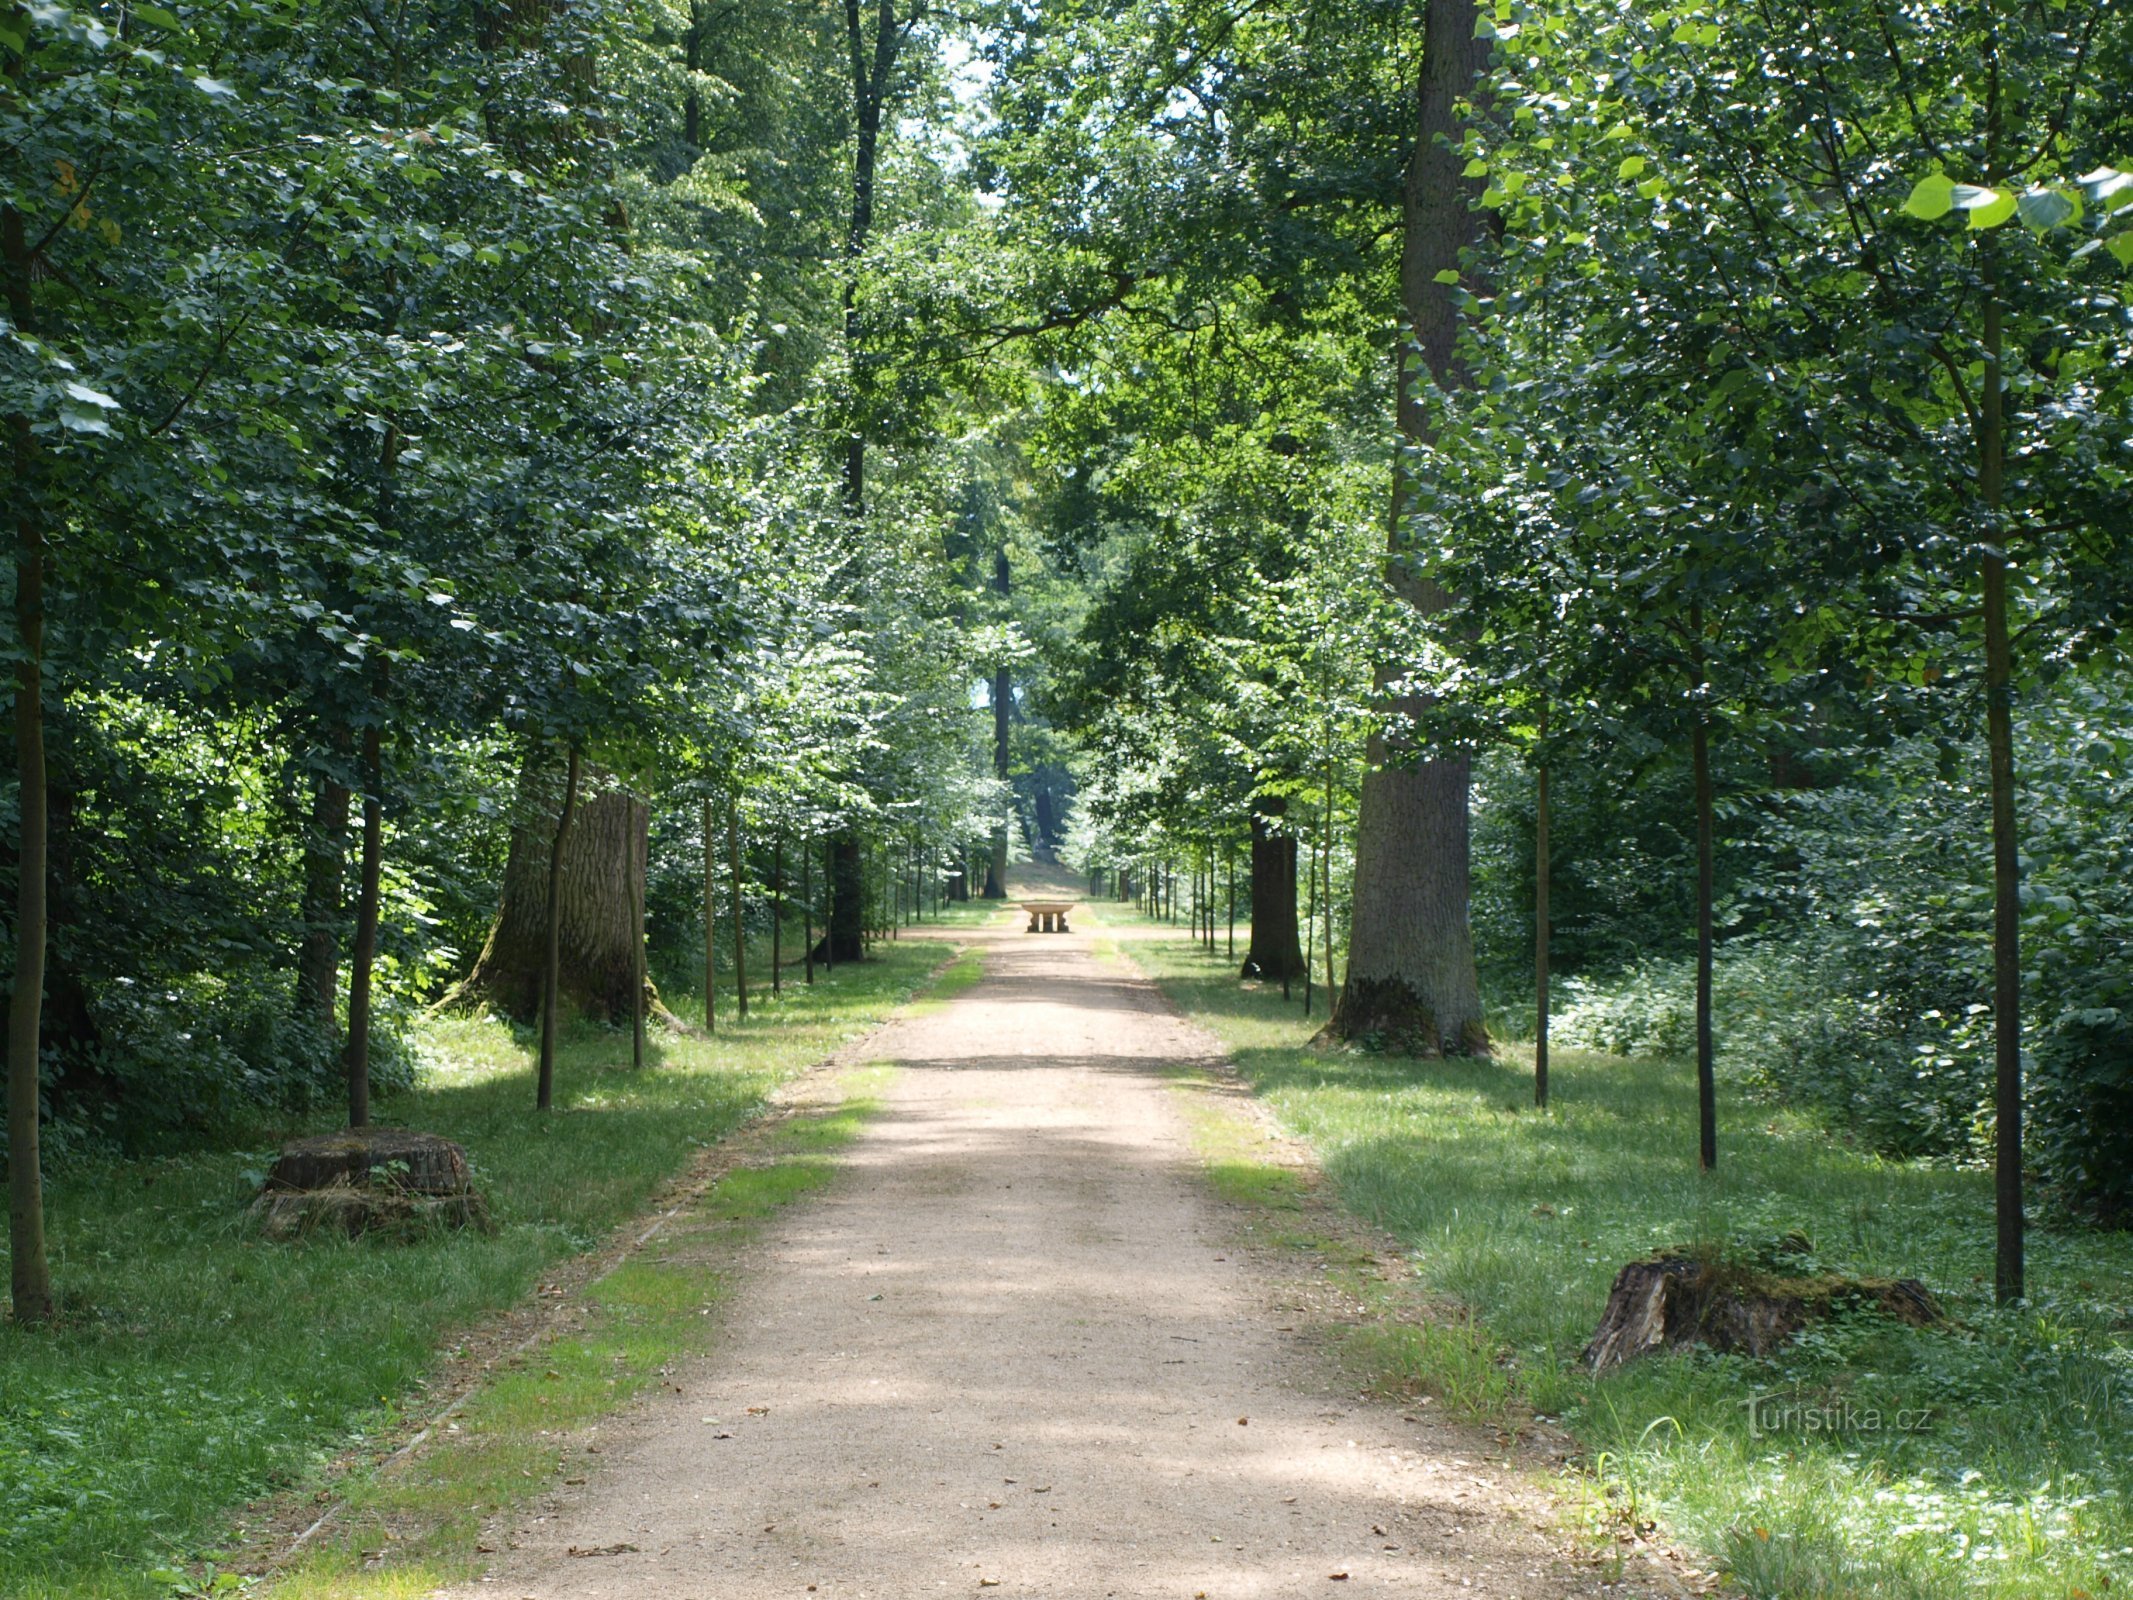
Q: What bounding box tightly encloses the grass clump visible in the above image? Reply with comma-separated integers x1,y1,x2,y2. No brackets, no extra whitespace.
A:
1101,906,2133,1600
0,946,945,1600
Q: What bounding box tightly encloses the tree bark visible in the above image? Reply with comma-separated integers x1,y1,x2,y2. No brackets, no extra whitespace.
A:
455,748,647,1024
1980,263,2023,1304
1535,699,1551,1110
1691,638,1717,1172
822,832,864,962
1326,0,1489,1055
344,723,384,1128
538,743,582,1112
630,794,646,1070
1241,797,1306,982
7,183,52,1320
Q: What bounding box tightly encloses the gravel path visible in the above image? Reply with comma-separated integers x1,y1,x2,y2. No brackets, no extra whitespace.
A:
445,907,1610,1599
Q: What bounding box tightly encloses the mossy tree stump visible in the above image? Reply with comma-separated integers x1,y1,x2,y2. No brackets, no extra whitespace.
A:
253,1129,492,1241
1584,1247,1941,1371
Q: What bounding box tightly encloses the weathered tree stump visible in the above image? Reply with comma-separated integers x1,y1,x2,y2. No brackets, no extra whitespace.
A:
253,1129,492,1241
1583,1248,1941,1371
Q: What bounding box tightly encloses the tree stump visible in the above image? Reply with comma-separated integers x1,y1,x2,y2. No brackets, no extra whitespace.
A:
1583,1249,1941,1371
253,1129,492,1241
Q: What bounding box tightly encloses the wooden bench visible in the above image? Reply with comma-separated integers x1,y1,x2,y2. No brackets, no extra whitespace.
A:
1019,900,1075,933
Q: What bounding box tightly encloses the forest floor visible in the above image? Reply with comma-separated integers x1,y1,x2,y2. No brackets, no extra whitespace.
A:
392,869,1633,1600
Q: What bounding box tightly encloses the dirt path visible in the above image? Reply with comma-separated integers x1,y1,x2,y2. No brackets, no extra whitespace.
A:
443,899,1611,1599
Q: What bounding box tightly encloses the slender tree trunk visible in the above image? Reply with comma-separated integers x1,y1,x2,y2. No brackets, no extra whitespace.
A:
1304,834,1318,1018
343,724,384,1127
703,798,717,1032
1227,847,1235,958
1328,0,1489,1054
803,832,816,984
1980,264,2023,1304
1690,609,1717,1172
1535,699,1551,1110
729,802,747,1019
7,196,53,1317
538,743,582,1111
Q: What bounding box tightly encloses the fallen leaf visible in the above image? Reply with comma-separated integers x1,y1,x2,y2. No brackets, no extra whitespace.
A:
1329,1573,1350,1582
1237,1416,1249,1426
565,1543,637,1558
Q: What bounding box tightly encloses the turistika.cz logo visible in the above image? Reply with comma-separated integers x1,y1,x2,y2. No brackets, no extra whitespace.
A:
1743,1391,1935,1440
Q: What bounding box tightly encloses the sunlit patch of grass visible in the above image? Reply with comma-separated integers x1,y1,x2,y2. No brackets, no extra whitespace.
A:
1112,912,2133,1600
0,948,942,1600
906,950,986,1016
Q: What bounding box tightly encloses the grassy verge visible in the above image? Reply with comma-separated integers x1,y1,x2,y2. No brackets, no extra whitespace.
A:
263,1063,895,1600
0,942,949,1600
1092,903,2133,1600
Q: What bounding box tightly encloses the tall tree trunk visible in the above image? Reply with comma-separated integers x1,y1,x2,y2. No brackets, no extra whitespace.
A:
819,833,864,962
1980,263,2023,1304
452,753,650,1023
1241,797,1306,981
344,724,384,1128
1327,0,1489,1055
703,797,716,1031
295,756,351,1032
1534,699,1551,1110
1690,609,1717,1173
803,831,815,984
538,743,582,1112
7,184,52,1319
729,802,747,1019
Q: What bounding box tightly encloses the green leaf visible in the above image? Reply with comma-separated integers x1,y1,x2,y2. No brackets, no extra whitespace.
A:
1967,190,2018,230
130,2,180,26
62,380,119,409
1617,155,1647,181
1602,121,1634,142
2107,231,2133,268
2016,187,2080,231
1433,269,1462,285
1462,158,1490,178
1902,173,1954,221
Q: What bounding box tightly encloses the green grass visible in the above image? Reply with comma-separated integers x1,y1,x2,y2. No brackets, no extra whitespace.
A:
1093,902,2133,1600
0,944,949,1600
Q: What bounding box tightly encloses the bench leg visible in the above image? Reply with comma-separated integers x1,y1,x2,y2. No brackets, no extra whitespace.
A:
1056,917,1070,933
1026,914,1040,933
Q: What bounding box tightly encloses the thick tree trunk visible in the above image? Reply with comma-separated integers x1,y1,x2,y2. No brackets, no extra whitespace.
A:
1241,798,1306,982
7,199,52,1319
630,794,646,1069
452,749,649,1024
296,760,351,1032
344,724,384,1128
824,831,864,962
1326,0,1489,1055
538,743,581,1112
